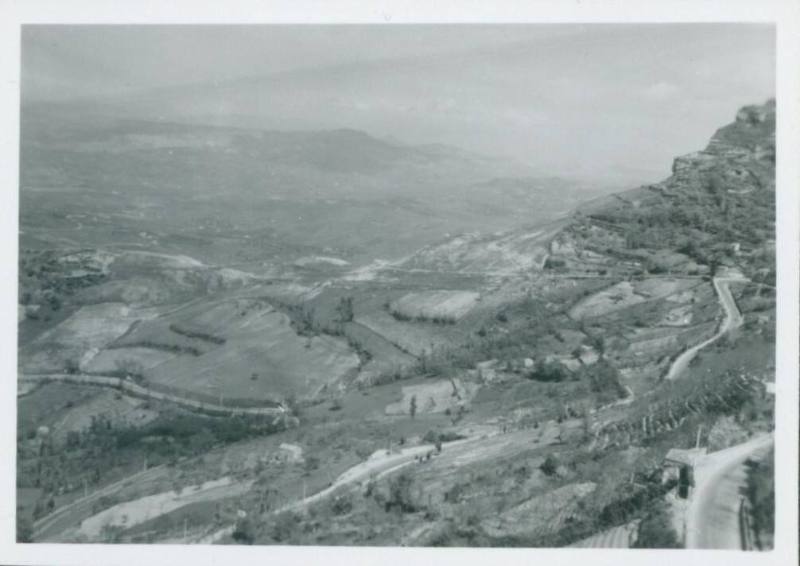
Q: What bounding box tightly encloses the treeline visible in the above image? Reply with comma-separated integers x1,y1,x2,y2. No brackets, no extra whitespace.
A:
388,309,457,325
18,412,286,505
168,324,226,345
107,340,203,357
743,449,774,549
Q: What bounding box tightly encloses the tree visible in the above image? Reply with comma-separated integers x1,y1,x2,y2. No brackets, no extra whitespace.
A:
632,502,681,548
386,472,416,513
114,358,144,380
232,517,255,544
528,359,567,383
409,395,417,419
743,451,775,546
336,296,354,323
540,454,560,477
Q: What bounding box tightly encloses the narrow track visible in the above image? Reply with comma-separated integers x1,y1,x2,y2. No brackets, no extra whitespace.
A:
665,276,746,381
19,373,286,418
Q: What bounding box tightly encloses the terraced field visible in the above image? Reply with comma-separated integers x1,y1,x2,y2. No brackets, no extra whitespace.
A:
570,521,638,548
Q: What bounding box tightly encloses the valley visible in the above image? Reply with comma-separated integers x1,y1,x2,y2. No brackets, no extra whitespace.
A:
17,101,776,549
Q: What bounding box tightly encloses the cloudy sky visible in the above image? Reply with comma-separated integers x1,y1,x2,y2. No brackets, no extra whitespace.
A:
22,24,775,185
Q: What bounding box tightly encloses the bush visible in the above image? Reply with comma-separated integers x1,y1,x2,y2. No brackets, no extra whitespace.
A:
271,511,301,542
744,450,774,547
540,454,560,476
232,517,255,544
527,360,567,383
632,502,681,548
330,494,353,516
385,472,416,513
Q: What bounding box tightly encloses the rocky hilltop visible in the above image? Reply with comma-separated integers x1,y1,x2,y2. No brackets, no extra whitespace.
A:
551,99,775,282
391,100,775,286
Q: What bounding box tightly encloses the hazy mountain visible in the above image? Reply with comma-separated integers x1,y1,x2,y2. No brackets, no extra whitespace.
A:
20,105,607,264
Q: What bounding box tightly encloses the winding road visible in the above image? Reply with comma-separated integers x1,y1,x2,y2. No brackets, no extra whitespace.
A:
18,373,286,418
665,276,746,381
685,433,773,549
33,465,169,541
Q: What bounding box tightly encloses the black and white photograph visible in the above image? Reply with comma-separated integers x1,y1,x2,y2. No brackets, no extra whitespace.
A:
2,2,798,565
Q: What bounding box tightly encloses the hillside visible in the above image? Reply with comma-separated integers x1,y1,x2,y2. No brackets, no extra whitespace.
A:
18,101,775,548
20,105,605,265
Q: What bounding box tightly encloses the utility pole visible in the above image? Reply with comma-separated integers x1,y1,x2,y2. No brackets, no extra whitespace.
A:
695,425,703,449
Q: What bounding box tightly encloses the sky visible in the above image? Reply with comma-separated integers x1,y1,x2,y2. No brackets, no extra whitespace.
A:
22,24,775,186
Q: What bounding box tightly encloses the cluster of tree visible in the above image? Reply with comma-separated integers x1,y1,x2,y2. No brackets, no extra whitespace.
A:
108,340,203,357
743,450,774,549
168,324,226,345
525,359,568,383
18,412,285,505
18,250,107,312
576,361,627,404
336,296,354,324
631,500,682,548
599,479,677,529
389,309,457,325
384,472,417,513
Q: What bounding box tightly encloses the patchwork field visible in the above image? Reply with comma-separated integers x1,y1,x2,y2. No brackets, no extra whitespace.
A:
52,390,159,441
135,300,360,402
399,225,558,275
389,290,481,322
76,476,254,541
19,303,150,373
384,379,480,416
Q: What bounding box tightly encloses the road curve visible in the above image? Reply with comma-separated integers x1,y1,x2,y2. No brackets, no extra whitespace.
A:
33,465,169,541
665,277,746,381
193,436,487,543
685,433,773,549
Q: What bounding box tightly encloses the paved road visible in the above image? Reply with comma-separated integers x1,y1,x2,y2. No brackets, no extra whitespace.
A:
33,465,168,541
685,433,773,549
666,277,746,381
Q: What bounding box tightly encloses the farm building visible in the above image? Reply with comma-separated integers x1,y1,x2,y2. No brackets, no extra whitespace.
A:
661,447,706,498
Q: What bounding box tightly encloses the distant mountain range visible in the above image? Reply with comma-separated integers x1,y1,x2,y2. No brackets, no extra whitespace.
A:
20,104,610,264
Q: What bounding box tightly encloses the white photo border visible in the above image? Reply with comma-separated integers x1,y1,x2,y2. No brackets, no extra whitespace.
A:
0,2,796,566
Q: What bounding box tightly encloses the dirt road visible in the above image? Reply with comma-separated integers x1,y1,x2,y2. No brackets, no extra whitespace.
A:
665,277,745,381
685,433,773,549
33,465,168,541
19,373,286,418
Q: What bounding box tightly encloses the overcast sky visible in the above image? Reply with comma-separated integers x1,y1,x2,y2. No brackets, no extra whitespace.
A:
22,24,775,185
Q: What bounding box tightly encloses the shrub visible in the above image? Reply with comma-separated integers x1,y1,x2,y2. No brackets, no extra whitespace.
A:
743,450,774,547
385,472,416,513
527,359,567,383
632,502,681,548
540,454,560,476
330,494,353,516
271,512,301,542
232,517,255,544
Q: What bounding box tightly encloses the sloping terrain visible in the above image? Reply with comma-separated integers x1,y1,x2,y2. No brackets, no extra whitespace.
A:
18,101,776,548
